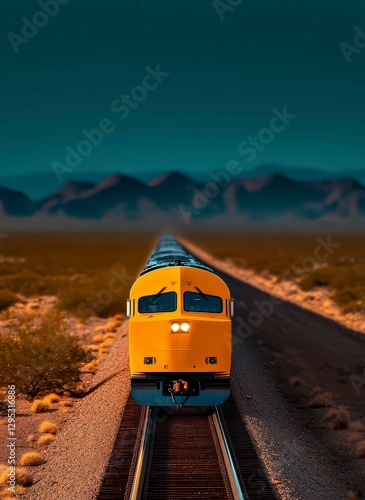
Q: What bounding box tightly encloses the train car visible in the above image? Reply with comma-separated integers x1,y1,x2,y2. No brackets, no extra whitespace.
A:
127,235,234,407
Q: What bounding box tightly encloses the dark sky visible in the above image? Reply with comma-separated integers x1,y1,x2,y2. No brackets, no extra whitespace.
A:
2,0,365,181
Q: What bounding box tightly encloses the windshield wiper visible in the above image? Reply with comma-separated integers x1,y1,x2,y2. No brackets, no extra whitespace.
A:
195,286,209,302
151,286,167,302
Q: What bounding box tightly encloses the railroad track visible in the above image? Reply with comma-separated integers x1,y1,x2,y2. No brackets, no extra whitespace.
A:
98,397,276,499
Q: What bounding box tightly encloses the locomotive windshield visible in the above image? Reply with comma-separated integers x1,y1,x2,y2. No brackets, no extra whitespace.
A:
138,292,177,313
184,292,222,313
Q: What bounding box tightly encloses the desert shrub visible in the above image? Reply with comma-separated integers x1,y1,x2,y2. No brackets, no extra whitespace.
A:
59,401,73,407
324,405,350,429
0,313,88,398
92,334,104,343
37,434,55,447
0,467,33,487
19,452,44,466
356,441,365,457
38,420,58,434
309,392,332,408
0,290,17,311
0,272,47,296
87,344,99,352
42,393,60,404
332,286,365,313
31,400,50,413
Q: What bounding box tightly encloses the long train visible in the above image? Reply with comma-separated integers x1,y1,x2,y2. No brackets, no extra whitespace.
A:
127,235,234,407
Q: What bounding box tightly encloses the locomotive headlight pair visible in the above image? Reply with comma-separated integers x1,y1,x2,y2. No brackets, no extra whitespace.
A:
170,321,190,333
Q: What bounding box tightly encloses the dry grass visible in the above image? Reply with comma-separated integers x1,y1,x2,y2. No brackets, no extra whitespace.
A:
324,405,350,429
87,344,99,352
92,334,104,343
26,434,36,446
42,393,60,404
38,420,58,435
348,493,359,500
84,360,98,372
0,233,152,317
99,340,113,350
349,421,365,432
37,433,55,447
31,400,51,413
309,392,332,408
59,401,73,408
19,452,45,466
186,232,365,313
355,440,365,457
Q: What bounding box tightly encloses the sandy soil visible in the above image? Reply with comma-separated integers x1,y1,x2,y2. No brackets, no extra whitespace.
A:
0,295,127,499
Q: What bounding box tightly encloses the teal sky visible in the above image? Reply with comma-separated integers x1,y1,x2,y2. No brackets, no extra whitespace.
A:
1,0,365,180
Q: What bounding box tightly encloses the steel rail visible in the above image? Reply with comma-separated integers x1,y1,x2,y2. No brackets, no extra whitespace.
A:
211,406,245,500
129,406,154,500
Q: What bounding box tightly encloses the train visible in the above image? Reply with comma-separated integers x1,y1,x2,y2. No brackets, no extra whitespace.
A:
127,235,234,407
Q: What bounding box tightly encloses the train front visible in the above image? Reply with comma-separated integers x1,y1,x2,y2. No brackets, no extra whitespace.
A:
127,237,233,407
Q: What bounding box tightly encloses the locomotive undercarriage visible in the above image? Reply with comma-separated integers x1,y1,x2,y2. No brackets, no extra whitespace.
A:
131,373,230,407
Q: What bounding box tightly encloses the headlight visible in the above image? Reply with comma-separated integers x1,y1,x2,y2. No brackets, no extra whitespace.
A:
180,322,190,332
171,323,180,332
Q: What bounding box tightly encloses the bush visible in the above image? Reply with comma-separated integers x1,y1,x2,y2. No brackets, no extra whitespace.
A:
31,400,50,413
324,405,350,429
0,313,88,398
0,467,33,487
38,420,58,434
43,393,60,404
309,392,332,408
38,434,55,447
0,290,17,311
19,452,45,466
356,441,365,457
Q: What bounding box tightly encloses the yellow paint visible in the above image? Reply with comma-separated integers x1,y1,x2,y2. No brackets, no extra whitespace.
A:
128,266,231,377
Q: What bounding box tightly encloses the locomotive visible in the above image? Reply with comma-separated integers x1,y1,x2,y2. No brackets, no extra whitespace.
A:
127,235,234,407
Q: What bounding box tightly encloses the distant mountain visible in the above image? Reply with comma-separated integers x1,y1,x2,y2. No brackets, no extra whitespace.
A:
2,165,364,201
39,180,96,214
1,171,365,223
0,187,35,216
64,174,151,219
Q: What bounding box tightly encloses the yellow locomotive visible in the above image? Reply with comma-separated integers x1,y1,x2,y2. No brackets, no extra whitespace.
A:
127,235,234,407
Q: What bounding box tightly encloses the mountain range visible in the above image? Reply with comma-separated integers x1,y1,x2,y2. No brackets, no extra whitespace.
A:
1,172,365,224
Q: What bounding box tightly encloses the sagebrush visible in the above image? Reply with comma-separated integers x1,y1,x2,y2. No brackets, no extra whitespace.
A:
0,314,88,397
